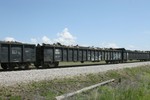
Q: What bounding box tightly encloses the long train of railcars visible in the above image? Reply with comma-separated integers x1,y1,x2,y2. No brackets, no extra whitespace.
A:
0,41,150,70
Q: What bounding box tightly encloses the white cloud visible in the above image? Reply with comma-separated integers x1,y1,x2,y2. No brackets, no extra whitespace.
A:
126,45,150,51
100,42,119,48
42,36,52,44
31,38,37,44
54,28,76,45
4,37,16,41
127,45,136,50
31,28,77,45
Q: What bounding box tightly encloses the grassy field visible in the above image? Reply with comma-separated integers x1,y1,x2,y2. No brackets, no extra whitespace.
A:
0,65,150,100
70,66,150,100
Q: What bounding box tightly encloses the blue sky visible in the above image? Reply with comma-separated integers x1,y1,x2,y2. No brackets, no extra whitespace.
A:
0,0,150,50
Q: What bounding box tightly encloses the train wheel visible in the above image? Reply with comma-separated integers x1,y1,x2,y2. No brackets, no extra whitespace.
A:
106,61,108,64
35,62,45,69
9,66,15,71
25,65,29,69
1,63,8,70
43,63,48,68
48,63,55,68
20,64,29,70
36,64,45,69
54,62,59,67
47,62,59,68
35,65,43,69
81,61,84,63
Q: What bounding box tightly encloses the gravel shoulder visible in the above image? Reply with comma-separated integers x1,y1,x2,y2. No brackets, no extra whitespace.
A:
0,62,150,86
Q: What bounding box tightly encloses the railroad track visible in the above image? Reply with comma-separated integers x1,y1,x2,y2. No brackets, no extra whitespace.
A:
0,61,142,72
0,61,150,86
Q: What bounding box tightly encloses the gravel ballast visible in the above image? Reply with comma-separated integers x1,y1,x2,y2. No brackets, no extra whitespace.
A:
0,62,150,86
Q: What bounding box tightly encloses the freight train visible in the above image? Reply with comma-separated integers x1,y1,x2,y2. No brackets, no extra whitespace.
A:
0,41,149,70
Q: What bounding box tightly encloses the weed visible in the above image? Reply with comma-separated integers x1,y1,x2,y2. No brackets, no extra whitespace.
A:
0,65,150,100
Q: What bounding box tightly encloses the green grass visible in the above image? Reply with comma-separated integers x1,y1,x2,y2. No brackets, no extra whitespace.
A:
69,66,150,100
0,65,150,100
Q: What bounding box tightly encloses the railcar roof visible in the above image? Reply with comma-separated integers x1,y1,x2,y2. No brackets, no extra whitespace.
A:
41,43,123,51
0,41,35,46
126,50,148,53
